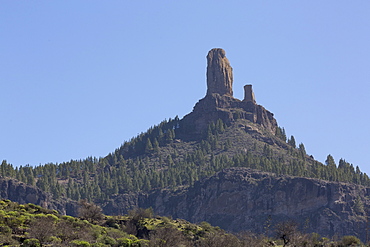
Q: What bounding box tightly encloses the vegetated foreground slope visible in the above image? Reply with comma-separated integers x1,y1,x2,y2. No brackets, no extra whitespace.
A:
1,48,369,242
0,199,252,247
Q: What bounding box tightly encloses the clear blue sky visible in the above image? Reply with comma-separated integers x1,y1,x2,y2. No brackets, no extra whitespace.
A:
1,1,370,174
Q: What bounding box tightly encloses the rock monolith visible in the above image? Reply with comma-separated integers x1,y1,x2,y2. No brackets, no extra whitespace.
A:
206,48,233,97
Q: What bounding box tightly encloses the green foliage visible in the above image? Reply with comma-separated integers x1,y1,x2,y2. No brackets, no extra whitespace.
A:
340,235,362,246
298,143,306,158
23,238,41,247
0,200,238,246
287,135,296,148
129,207,154,220
353,196,365,215
78,199,104,223
0,199,366,246
275,126,287,142
117,237,148,246
70,240,91,246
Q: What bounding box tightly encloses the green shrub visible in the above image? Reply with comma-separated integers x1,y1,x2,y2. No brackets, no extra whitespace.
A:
129,208,154,221
91,243,108,247
0,225,12,234
62,215,77,222
45,213,59,222
117,237,147,247
70,240,91,247
6,210,19,217
200,221,213,231
105,217,120,229
49,236,62,244
100,235,116,245
341,235,361,246
23,238,41,247
106,227,130,239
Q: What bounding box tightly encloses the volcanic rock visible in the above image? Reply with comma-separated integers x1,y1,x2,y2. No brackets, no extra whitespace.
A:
206,48,233,97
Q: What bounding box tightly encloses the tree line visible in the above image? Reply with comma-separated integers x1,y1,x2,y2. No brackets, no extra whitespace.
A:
1,117,369,204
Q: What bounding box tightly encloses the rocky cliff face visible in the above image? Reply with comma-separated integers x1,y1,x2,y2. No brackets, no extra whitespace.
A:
0,177,78,216
104,168,369,241
180,48,277,137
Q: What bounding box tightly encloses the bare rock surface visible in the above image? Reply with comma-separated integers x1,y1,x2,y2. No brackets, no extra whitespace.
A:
206,48,233,97
243,84,256,103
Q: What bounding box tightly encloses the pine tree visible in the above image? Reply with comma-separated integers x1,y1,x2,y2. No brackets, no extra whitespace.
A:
298,143,306,159
287,136,296,148
275,127,287,141
216,119,225,133
353,196,365,214
325,154,336,168
145,138,153,153
153,138,160,152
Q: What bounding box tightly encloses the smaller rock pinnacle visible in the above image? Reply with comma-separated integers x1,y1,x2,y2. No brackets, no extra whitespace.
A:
243,84,256,104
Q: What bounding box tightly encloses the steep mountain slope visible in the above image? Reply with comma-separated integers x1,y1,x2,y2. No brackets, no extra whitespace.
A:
104,168,369,241
1,48,369,241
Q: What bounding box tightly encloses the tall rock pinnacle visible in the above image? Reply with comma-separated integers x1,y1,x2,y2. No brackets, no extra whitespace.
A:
206,48,233,97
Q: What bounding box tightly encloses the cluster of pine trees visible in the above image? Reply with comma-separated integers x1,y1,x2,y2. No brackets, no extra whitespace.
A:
1,117,369,204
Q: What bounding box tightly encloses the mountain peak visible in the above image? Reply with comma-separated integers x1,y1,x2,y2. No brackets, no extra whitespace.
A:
180,49,277,136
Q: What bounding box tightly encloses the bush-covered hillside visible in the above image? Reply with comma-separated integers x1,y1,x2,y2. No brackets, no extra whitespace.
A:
0,199,237,246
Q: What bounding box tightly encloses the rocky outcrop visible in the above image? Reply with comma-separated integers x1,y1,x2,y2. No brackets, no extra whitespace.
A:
243,84,256,103
103,168,369,241
179,48,277,137
206,48,233,97
180,94,277,135
0,177,78,216
180,93,277,137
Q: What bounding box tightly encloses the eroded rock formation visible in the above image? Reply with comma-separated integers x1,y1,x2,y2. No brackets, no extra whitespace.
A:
180,48,277,136
206,48,233,97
